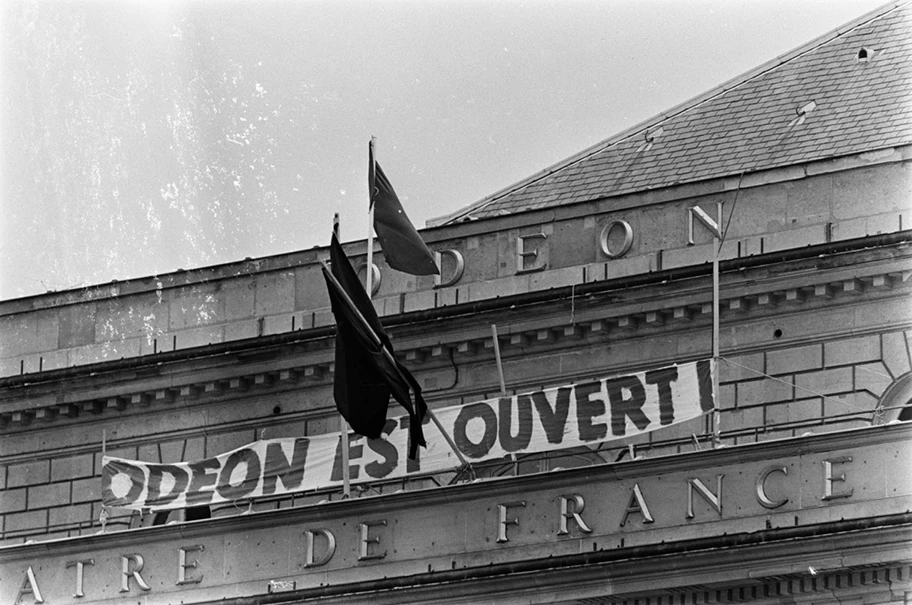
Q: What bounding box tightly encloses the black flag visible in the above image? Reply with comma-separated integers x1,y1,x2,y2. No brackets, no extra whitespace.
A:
322,234,427,459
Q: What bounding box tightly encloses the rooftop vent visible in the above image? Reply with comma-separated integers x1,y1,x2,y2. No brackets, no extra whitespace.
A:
788,100,817,128
636,126,665,153
856,47,874,63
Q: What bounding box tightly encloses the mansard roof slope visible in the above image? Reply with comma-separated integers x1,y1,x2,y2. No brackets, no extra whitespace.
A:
431,1,912,225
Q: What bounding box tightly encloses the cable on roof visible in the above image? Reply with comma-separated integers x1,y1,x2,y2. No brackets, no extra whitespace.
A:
636,126,665,153
788,100,817,128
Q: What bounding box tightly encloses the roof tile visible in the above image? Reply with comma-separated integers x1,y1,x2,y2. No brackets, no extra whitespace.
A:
438,3,912,223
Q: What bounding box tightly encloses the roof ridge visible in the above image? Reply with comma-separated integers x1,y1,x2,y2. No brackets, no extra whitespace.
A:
428,0,909,227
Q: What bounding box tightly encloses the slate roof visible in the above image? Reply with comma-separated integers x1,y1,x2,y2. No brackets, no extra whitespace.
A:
433,1,912,225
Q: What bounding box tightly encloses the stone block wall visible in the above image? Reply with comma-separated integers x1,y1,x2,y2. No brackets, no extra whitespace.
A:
0,414,326,546
1,158,908,379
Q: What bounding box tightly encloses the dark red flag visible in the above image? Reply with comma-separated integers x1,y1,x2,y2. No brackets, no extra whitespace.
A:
369,141,439,276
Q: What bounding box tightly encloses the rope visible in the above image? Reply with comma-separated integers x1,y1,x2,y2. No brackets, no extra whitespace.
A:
855,364,892,380
719,356,881,417
718,171,744,253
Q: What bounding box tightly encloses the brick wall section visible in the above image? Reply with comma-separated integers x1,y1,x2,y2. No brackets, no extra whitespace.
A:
2,329,910,543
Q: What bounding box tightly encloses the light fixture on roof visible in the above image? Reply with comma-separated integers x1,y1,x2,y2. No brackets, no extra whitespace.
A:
856,47,875,63
636,126,665,153
788,100,817,128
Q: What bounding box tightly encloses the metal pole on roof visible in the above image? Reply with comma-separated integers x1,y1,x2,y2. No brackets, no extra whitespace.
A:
366,137,377,299
100,429,109,532
712,234,721,447
333,214,352,499
491,324,507,397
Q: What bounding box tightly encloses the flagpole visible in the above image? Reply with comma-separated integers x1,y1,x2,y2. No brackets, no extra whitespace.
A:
712,234,721,447
491,324,507,396
712,200,724,448
320,260,469,468
366,137,377,297
333,214,352,499
712,177,741,448
100,430,108,532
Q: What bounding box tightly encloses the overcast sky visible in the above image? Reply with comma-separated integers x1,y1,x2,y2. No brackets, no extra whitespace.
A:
0,0,888,300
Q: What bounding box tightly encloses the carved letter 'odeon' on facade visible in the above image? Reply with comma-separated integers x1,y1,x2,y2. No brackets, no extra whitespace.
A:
687,202,723,244
356,263,381,296
434,249,465,288
600,220,634,258
516,233,547,273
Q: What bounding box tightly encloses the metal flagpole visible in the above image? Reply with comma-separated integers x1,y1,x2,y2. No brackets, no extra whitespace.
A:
100,430,109,532
320,261,469,468
333,214,352,499
366,136,377,298
712,234,721,447
491,324,507,396
713,175,742,447
491,323,514,473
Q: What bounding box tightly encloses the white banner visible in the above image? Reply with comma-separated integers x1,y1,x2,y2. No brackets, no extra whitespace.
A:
103,359,714,511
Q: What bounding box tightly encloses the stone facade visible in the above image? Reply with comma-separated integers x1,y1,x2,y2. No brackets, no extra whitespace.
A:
1,3,911,604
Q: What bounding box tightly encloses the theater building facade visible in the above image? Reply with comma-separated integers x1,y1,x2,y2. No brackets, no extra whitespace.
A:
2,3,911,604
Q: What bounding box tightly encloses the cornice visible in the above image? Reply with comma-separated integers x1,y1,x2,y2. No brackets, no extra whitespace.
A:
1,238,909,430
